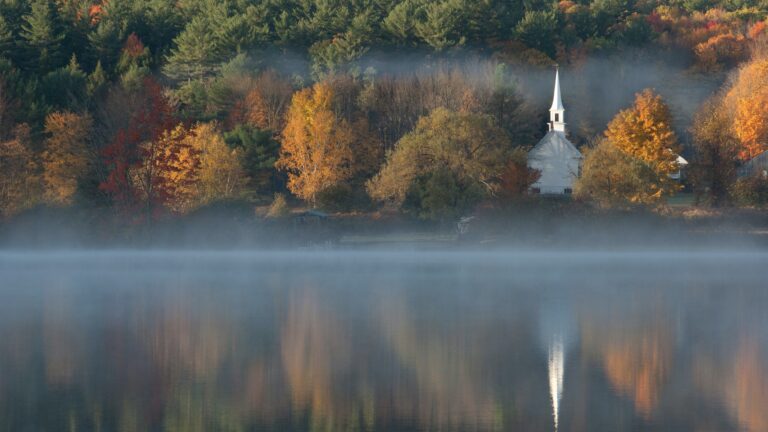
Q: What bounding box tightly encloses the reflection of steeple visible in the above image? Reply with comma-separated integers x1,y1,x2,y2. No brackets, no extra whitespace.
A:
548,336,565,431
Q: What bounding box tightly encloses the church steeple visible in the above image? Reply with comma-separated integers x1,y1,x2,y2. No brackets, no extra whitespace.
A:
549,66,566,133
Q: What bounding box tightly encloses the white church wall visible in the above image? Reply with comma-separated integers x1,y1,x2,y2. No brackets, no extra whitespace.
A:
529,153,580,194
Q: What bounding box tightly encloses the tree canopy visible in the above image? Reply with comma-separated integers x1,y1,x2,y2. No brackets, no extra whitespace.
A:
367,107,511,206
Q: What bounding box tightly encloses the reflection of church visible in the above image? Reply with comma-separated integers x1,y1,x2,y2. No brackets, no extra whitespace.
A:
528,68,582,195
539,301,575,431
548,335,565,431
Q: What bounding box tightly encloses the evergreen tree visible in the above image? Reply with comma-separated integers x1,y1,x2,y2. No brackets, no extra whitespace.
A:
87,20,123,75
164,16,221,81
0,15,14,60
41,54,87,111
19,0,65,73
515,9,558,58
382,0,419,45
87,61,108,97
224,125,282,196
414,1,466,51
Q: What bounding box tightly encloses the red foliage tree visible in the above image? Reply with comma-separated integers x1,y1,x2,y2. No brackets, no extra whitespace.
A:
100,77,177,218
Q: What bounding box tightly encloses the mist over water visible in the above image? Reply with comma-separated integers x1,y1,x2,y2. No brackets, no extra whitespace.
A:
259,47,720,139
1,249,767,431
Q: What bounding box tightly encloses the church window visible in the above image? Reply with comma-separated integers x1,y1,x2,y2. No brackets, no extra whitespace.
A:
555,113,559,122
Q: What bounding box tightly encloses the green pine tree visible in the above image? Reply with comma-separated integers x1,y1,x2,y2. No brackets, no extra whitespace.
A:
87,60,107,97
164,16,221,81
87,20,123,74
414,0,466,51
383,0,419,45
0,15,13,59
20,0,65,73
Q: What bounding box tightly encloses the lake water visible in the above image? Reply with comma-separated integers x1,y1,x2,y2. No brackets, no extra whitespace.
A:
1,250,767,432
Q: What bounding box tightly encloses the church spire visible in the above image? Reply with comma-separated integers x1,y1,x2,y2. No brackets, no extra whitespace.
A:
549,66,566,133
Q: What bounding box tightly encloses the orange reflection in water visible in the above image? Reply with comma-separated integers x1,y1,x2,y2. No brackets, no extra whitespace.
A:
583,310,673,418
378,295,500,431
728,338,768,432
280,290,361,428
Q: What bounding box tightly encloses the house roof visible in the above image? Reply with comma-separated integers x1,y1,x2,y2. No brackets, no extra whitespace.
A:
529,131,582,160
738,150,768,177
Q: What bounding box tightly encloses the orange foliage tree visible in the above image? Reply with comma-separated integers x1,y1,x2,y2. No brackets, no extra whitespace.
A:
604,88,681,199
277,82,355,204
229,70,294,133
130,124,201,217
725,58,768,161
497,148,540,200
42,112,93,206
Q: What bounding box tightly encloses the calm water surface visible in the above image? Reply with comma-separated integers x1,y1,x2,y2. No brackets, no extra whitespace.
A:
1,250,767,432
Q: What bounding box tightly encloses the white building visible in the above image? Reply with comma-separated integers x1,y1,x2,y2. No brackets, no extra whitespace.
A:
528,68,582,195
737,150,768,179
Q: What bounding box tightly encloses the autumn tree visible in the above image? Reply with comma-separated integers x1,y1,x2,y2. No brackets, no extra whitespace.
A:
497,148,541,201
245,70,294,132
0,125,40,217
724,57,768,161
184,122,246,208
277,82,355,204
689,97,739,206
42,112,93,206
129,124,201,217
574,138,663,207
100,77,178,215
367,108,510,209
604,88,681,199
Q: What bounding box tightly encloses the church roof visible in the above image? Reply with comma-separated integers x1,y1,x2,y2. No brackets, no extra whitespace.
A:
529,131,581,160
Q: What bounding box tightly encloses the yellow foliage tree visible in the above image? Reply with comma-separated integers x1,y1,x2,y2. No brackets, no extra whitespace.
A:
41,112,93,206
367,107,510,205
575,138,665,207
725,58,768,161
0,125,39,217
604,88,681,199
277,82,355,203
184,123,247,208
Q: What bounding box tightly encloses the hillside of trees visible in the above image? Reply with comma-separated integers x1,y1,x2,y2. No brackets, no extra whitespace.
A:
2,0,768,234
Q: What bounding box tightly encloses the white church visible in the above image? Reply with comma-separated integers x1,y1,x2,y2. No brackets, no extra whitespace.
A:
528,68,582,195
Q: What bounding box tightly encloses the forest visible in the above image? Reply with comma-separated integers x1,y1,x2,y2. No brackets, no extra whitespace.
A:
1,0,768,233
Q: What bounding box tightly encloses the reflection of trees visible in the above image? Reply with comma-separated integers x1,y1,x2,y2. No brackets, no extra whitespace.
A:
280,290,374,432
695,337,768,432
582,310,673,418
377,295,500,431
148,297,231,381
43,286,82,386
728,339,768,432
282,290,349,414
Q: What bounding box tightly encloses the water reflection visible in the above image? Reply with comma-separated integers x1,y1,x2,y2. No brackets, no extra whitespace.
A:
548,336,564,431
0,251,766,432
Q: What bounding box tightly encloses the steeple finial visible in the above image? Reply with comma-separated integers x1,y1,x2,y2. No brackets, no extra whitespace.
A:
549,66,565,132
